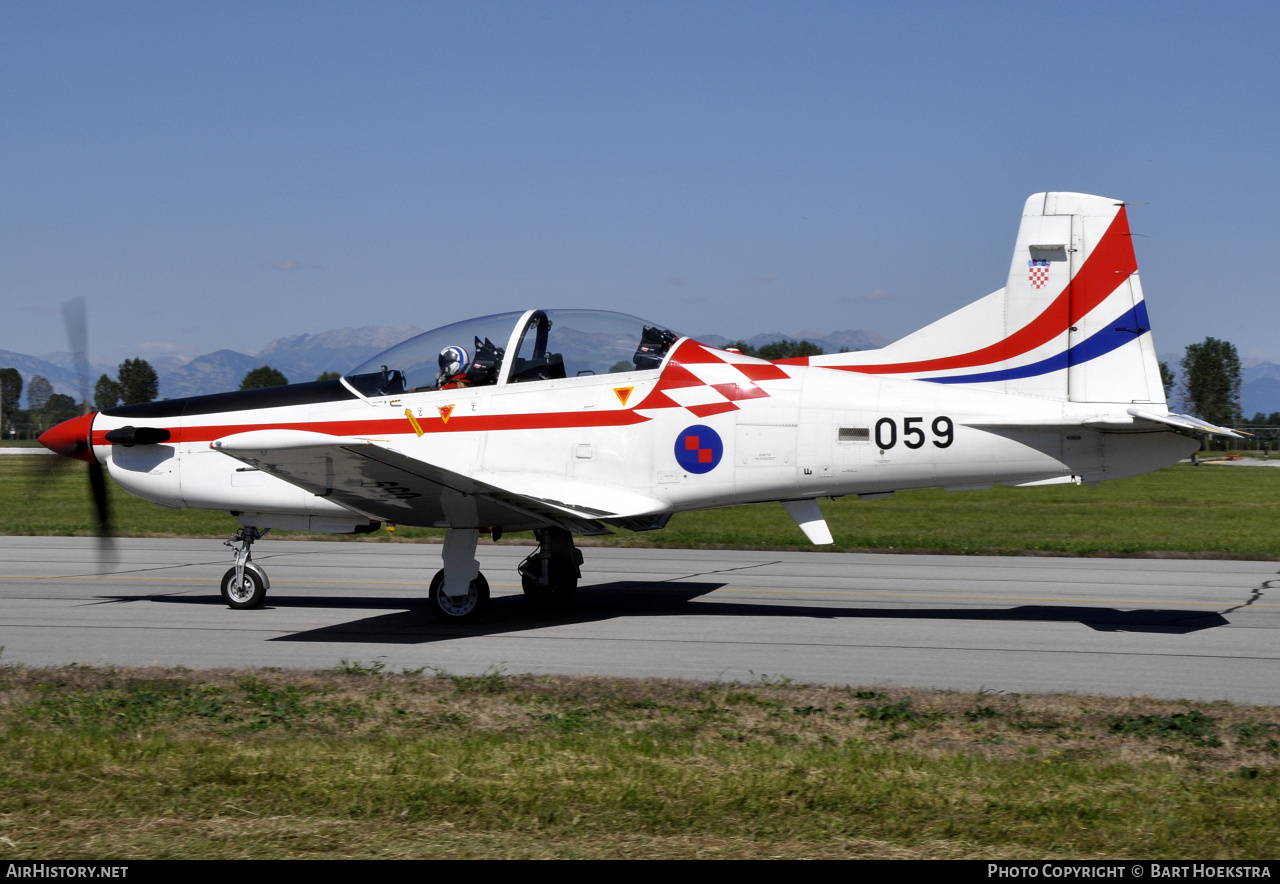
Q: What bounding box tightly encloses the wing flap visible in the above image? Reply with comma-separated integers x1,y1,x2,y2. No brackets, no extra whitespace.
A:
210,430,668,535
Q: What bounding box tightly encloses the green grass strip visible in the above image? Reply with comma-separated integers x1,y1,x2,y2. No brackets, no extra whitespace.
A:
4,459,1279,558
2,667,1278,858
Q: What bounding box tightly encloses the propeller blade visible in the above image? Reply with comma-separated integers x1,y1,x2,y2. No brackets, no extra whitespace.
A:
88,459,117,567
88,460,110,534
61,297,91,411
56,297,115,567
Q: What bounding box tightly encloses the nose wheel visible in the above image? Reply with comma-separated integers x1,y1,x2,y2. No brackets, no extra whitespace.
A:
220,527,270,609
221,566,267,609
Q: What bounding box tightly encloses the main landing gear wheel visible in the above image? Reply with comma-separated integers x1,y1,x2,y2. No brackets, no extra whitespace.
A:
429,569,490,622
521,559,577,610
221,567,267,610
519,527,583,611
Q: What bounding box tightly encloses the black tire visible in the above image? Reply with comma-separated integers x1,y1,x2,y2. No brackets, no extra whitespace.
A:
521,557,577,610
220,566,267,610
429,569,490,622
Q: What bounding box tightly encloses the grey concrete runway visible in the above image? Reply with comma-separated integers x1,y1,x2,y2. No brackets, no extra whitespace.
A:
1,536,1277,703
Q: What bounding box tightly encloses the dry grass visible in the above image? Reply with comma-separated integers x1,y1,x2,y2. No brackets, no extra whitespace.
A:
5,667,1276,768
2,666,1278,859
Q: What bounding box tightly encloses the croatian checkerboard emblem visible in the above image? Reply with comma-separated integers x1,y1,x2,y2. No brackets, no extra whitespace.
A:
1028,259,1050,289
675,425,723,474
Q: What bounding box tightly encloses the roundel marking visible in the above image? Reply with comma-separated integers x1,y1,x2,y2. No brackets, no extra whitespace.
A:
674,424,723,474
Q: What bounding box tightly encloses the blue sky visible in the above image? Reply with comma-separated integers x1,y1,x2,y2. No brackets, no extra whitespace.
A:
4,1,1278,369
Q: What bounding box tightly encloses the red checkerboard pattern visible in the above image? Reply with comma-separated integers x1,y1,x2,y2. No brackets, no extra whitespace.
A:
1029,262,1050,289
635,340,793,417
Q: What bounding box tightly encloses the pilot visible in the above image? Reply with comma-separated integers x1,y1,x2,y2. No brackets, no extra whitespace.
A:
437,345,471,389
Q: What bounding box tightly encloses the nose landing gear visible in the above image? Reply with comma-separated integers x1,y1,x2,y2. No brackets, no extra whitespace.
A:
221,527,270,609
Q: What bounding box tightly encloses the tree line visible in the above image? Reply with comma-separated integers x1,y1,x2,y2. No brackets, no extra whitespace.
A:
0,358,166,440
0,359,325,440
1156,337,1272,449
0,368,81,439
725,339,827,360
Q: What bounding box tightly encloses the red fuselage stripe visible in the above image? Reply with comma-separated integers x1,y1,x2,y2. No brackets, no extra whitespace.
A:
89,408,651,446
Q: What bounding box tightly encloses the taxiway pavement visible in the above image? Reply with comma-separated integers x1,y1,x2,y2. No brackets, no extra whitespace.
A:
1,537,1277,703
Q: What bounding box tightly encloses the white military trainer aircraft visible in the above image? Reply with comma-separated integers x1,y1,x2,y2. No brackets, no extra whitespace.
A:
40,192,1237,621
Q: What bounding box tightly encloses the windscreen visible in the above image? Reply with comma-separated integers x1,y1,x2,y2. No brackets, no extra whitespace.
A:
347,312,522,393
347,309,680,394
508,310,679,383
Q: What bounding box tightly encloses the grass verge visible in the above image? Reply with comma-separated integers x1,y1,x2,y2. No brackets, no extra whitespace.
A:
1,665,1278,859
3,458,1279,558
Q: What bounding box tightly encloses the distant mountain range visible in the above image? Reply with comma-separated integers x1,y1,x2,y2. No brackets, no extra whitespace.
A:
6,326,1280,418
1242,359,1280,418
2,326,425,405
0,349,85,403
154,326,425,400
1,325,889,405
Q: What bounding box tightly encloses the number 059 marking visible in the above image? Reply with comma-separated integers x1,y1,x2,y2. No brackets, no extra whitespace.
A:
874,416,954,450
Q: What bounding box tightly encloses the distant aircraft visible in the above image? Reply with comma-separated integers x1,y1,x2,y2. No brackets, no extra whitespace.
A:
39,193,1237,621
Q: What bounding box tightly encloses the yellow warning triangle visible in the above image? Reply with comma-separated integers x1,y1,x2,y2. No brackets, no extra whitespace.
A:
614,386,634,406
438,404,455,423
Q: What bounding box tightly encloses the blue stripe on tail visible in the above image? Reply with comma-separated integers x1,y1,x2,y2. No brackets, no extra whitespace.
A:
928,301,1150,385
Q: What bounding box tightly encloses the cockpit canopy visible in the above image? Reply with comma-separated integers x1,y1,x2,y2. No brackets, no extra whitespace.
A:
346,309,681,396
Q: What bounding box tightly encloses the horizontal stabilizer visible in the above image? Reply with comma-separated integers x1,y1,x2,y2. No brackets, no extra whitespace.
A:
961,409,1243,439
1126,408,1244,439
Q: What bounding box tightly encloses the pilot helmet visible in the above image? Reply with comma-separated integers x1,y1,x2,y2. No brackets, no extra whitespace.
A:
437,345,470,380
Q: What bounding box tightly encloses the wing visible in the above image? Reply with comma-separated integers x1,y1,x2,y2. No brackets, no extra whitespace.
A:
211,430,670,535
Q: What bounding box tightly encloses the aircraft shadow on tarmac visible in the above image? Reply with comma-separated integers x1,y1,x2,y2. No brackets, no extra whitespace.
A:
98,580,1231,643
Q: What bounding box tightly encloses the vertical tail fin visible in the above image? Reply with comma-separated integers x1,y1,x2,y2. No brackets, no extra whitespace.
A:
808,193,1165,406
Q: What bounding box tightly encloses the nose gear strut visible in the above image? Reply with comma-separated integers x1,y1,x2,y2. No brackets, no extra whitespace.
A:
220,527,271,609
